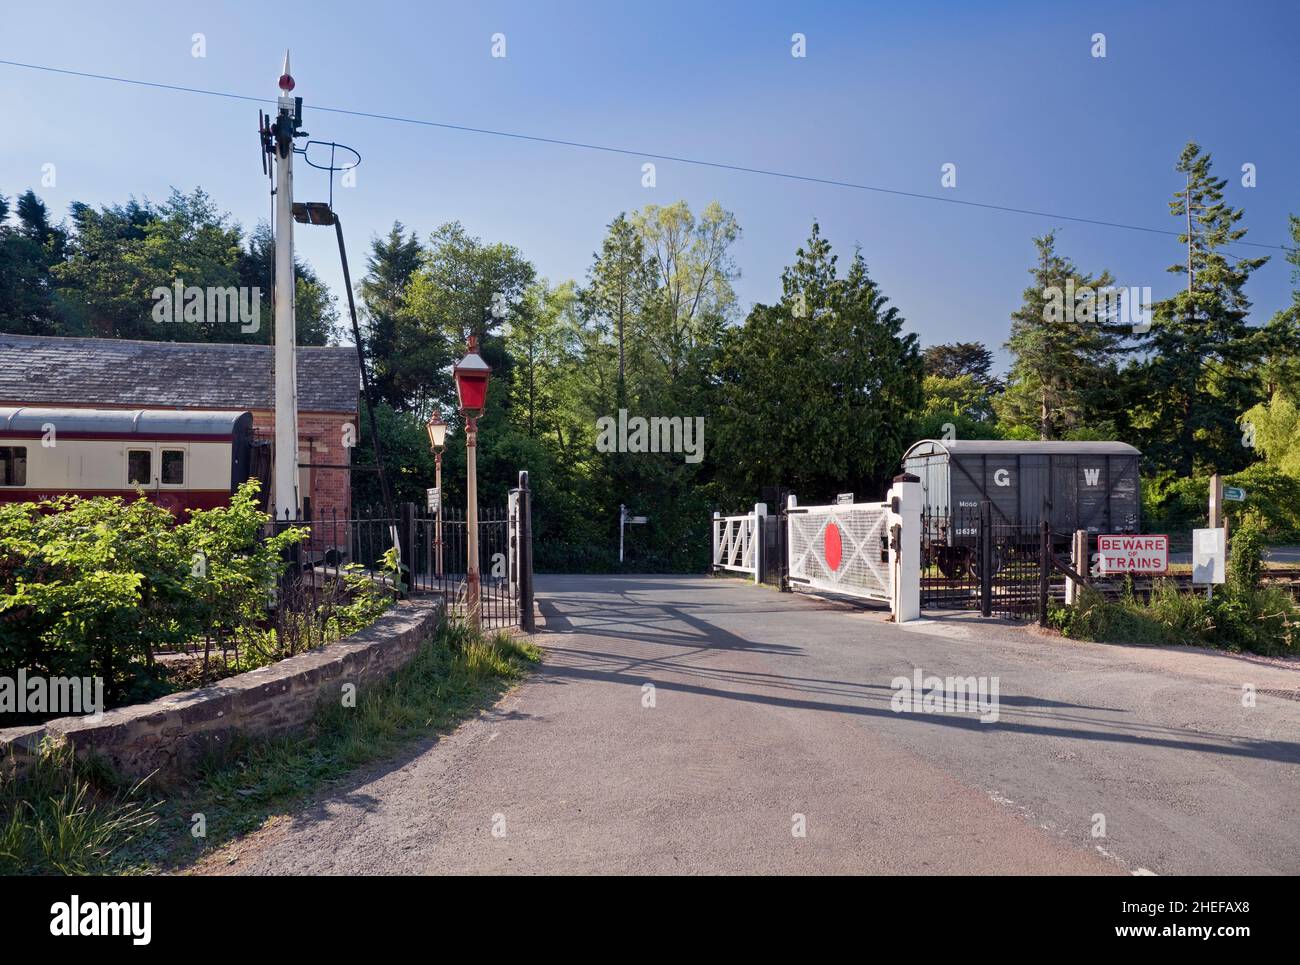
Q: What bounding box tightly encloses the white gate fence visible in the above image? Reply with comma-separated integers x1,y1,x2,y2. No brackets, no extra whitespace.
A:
711,503,767,582
787,499,892,601
710,477,921,622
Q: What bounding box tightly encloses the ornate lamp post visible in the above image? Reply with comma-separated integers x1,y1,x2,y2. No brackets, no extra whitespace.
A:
453,336,490,629
425,412,447,579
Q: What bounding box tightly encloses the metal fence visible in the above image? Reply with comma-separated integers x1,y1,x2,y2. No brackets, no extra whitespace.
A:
920,503,1064,620
272,471,535,632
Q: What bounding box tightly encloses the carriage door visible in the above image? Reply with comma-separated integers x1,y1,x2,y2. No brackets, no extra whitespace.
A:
126,444,188,510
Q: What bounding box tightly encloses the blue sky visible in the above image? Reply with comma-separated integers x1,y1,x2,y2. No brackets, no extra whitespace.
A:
2,0,1296,372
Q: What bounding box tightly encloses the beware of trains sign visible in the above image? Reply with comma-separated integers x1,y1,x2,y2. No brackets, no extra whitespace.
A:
1096,534,1168,574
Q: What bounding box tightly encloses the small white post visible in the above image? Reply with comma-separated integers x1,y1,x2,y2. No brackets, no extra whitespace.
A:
712,511,721,568
619,503,626,563
753,502,767,584
888,474,921,623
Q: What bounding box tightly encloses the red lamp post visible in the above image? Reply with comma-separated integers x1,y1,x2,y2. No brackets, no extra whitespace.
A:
425,412,447,579
453,336,490,629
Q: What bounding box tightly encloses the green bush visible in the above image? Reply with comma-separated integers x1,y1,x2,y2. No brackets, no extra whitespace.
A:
1050,580,1298,656
0,482,306,710
1229,514,1266,592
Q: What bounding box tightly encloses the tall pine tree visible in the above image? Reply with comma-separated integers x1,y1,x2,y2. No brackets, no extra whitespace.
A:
998,233,1125,439
1128,142,1269,475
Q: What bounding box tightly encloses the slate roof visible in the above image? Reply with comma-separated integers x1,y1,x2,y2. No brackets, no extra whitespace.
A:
0,335,359,414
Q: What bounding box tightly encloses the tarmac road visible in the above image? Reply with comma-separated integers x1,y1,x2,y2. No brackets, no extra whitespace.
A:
205,575,1300,875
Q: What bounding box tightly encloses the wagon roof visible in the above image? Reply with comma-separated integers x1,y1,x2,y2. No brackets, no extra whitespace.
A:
903,439,1140,458
0,406,250,436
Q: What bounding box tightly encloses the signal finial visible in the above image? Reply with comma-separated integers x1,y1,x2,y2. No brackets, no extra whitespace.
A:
278,50,295,92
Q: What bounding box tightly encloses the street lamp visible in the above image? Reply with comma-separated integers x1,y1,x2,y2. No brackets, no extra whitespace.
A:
425,412,447,580
453,335,491,629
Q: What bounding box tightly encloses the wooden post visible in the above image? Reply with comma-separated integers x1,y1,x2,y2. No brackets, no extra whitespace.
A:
1065,529,1087,605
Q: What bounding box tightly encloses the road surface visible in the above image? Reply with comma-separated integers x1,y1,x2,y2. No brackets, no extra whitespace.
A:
206,575,1300,875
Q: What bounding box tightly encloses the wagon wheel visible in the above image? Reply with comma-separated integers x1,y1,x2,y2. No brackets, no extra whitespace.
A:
968,543,1003,579
937,546,966,580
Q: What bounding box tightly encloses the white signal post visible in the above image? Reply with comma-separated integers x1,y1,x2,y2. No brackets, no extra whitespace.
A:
272,52,300,521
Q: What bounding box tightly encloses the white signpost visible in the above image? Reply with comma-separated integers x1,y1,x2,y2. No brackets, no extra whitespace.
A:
619,504,648,563
1096,534,1168,574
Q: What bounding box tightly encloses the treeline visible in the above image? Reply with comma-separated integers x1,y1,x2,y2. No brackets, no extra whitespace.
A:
3,139,1298,567
0,187,336,344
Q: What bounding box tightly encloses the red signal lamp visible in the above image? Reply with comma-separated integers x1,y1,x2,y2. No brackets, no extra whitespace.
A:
453,335,491,417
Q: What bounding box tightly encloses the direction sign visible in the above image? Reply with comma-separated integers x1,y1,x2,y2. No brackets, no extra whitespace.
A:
629,515,648,524
1096,535,1168,574
1223,486,1246,502
836,493,855,505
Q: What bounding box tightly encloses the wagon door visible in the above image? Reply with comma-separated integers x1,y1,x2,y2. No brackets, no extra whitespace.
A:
1054,456,1078,532
1017,454,1049,524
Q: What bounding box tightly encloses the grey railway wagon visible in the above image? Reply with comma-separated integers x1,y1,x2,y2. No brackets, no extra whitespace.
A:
901,439,1141,535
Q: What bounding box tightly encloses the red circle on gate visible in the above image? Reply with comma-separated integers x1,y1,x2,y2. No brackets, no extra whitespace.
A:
824,522,843,571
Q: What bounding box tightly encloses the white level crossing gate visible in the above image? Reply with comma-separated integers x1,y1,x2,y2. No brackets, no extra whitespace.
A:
711,503,766,581
710,477,922,622
787,499,891,602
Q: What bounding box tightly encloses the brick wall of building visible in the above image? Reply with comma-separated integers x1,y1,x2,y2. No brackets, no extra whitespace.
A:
249,408,357,554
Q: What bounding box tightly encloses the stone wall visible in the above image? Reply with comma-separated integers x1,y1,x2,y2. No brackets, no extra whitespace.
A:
0,598,442,781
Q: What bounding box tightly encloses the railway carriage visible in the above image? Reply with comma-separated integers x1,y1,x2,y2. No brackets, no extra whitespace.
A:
0,406,266,515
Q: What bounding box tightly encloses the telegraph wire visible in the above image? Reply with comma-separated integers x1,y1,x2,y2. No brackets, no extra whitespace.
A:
0,57,1293,255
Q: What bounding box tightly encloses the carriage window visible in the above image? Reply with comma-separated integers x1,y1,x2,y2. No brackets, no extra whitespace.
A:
127,449,152,485
0,446,26,486
161,449,185,485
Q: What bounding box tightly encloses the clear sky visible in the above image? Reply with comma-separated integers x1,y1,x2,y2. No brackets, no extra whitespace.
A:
2,0,1296,372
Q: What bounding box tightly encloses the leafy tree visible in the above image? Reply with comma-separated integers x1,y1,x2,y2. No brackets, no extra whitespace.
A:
237,221,339,346
359,223,423,408
395,221,535,414
716,223,922,502
1128,142,1269,475
632,201,740,380
923,341,996,384
506,279,581,442
0,189,65,334
579,213,652,402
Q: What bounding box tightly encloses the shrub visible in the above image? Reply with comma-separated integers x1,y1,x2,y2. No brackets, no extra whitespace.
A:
1050,580,1298,656
0,482,306,711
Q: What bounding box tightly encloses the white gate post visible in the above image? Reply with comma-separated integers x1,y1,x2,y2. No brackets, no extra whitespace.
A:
712,511,721,568
888,473,922,623
753,502,767,584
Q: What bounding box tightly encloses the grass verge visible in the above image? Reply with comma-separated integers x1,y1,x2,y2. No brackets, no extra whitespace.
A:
0,620,539,875
1048,582,1299,655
